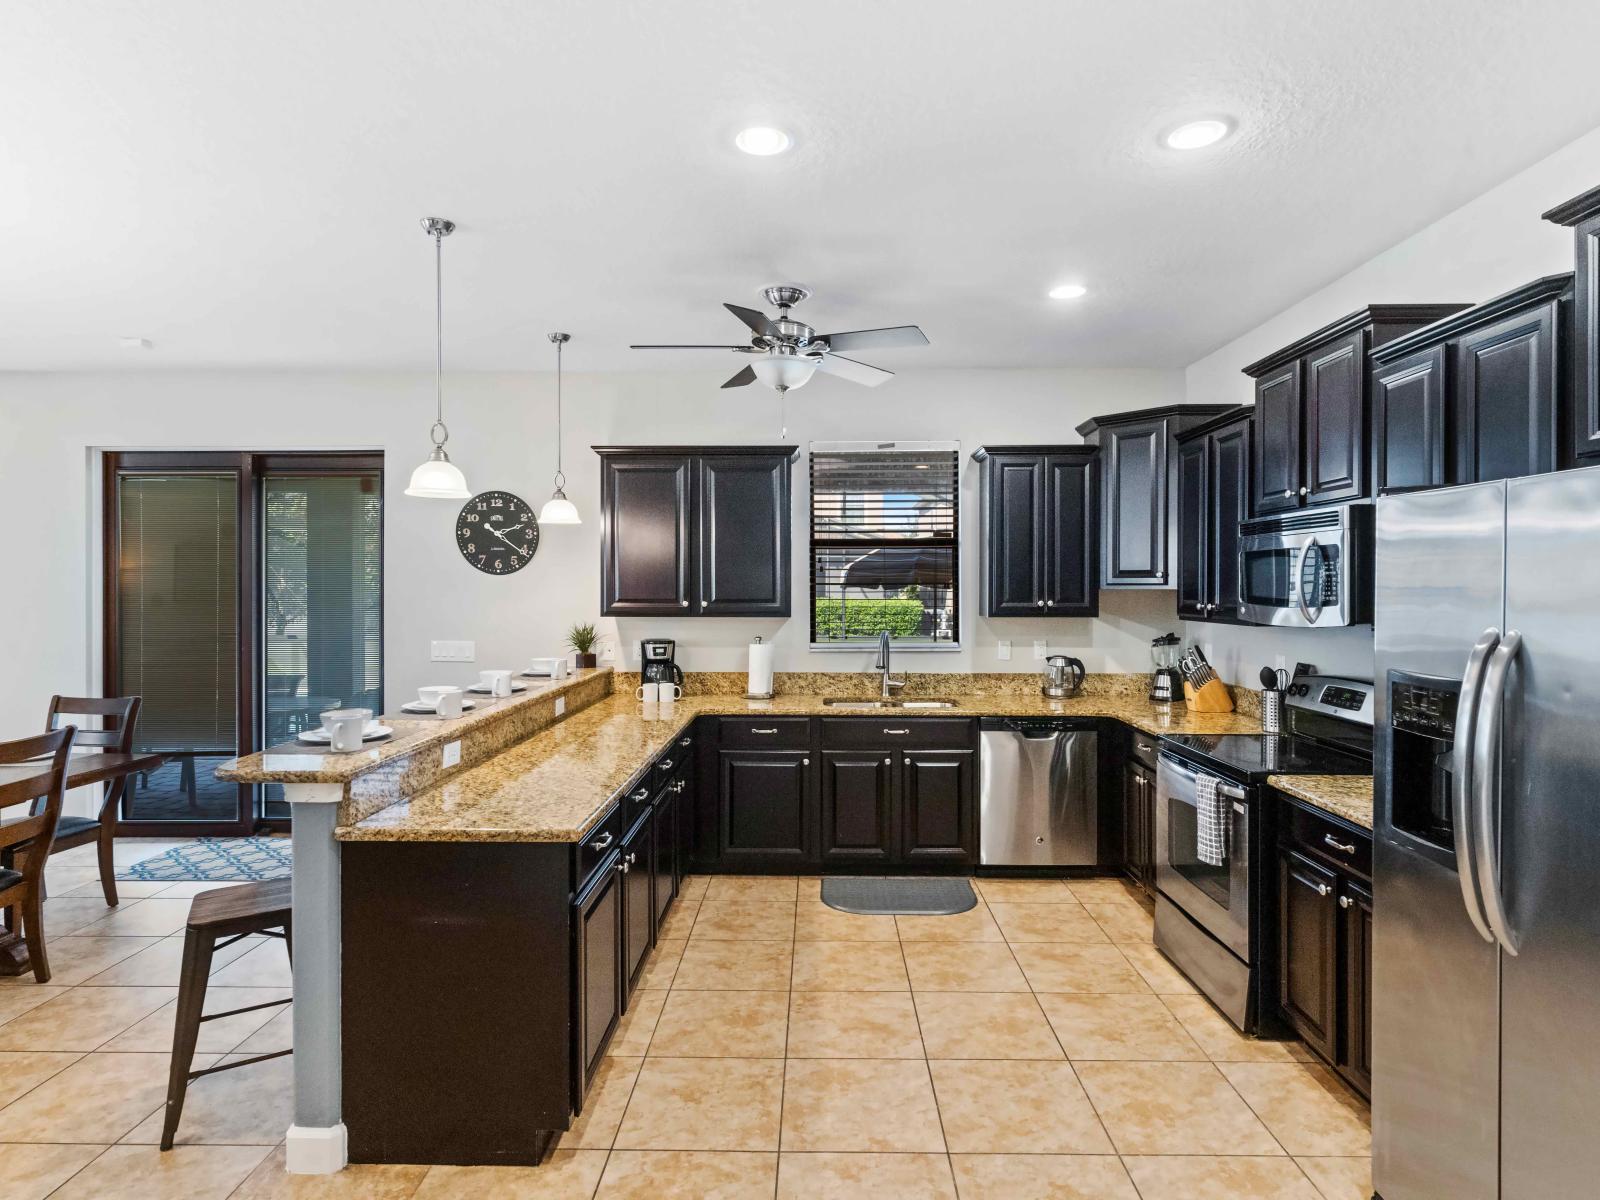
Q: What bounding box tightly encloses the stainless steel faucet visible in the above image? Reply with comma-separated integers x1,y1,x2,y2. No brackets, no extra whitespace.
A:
876,630,905,699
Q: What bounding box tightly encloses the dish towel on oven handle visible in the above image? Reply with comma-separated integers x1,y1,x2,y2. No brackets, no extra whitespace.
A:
1195,772,1229,867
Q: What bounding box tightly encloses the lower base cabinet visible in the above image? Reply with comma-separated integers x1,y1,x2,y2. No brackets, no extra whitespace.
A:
1122,751,1156,898
718,749,816,867
621,808,656,994
573,855,623,1107
900,749,975,864
1275,796,1373,1098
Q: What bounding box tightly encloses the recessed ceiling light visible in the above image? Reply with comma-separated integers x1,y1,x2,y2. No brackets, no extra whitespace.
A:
117,336,153,350
735,126,792,156
1163,118,1233,151
1048,284,1088,300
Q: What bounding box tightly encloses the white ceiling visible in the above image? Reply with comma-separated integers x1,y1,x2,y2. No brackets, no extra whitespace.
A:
7,0,1600,373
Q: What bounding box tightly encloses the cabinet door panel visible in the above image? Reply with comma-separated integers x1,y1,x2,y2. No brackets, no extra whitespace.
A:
820,752,894,864
1453,303,1560,484
1045,453,1098,615
1304,331,1366,505
1278,848,1339,1062
1102,420,1169,586
652,791,677,925
1175,438,1208,619
1122,764,1146,889
1574,215,1600,461
1209,419,1251,621
718,751,814,867
574,864,622,1106
985,455,1045,615
601,457,692,614
1373,346,1448,492
621,812,655,995
1253,365,1302,514
900,750,974,865
697,455,790,616
1341,879,1373,1098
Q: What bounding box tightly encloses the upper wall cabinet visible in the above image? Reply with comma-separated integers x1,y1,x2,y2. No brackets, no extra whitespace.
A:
1545,185,1600,463
1075,406,1235,589
1175,407,1253,623
1368,276,1573,491
972,446,1098,617
596,446,796,617
1242,305,1470,515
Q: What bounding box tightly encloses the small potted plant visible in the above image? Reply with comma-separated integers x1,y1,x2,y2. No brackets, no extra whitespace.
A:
567,621,600,669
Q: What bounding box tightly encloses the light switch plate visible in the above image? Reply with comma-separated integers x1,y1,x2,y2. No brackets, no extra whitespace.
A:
1033,639,1048,661
431,640,476,662
441,740,461,768
997,640,1012,662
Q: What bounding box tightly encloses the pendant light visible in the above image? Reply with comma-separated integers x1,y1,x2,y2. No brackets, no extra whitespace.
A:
404,217,472,499
539,331,581,524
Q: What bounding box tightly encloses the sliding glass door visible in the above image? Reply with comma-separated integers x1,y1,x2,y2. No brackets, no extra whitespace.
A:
105,452,383,833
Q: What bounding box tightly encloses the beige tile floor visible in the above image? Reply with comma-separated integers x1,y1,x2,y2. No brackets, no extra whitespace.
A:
0,854,1371,1198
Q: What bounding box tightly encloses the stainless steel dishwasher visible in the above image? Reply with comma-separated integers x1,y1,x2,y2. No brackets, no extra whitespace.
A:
979,717,1099,866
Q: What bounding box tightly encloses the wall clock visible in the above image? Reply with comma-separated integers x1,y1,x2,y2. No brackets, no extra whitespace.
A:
456,490,540,575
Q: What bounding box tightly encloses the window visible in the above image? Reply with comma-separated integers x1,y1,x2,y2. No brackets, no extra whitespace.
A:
809,441,959,648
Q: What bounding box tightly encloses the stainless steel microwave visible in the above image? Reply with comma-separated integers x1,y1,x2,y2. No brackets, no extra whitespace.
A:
1237,504,1373,628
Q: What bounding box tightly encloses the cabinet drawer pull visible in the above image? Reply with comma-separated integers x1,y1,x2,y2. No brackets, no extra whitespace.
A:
680,600,689,607
884,757,891,765
631,787,649,801
1339,895,1354,909
1313,881,1331,897
883,728,910,735
626,852,637,865
658,759,674,771
617,859,630,875
589,832,614,852
802,757,810,766
1298,486,1309,497
750,727,779,735
679,737,692,747
1323,834,1356,855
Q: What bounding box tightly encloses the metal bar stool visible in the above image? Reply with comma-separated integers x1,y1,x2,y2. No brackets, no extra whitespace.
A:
161,878,293,1150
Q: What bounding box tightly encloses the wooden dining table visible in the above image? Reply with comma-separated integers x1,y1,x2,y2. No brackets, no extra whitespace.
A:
0,749,166,976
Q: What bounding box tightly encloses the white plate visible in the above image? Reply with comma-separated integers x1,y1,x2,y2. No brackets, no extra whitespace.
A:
520,670,566,679
296,724,394,746
466,683,527,694
400,699,478,714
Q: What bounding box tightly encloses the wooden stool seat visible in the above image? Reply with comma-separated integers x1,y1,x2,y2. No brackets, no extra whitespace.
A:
161,879,293,1151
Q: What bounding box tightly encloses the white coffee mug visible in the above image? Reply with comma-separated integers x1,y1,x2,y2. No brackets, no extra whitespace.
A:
635,681,659,703
551,658,570,679
479,669,513,697
658,683,683,703
321,708,370,752
418,685,464,717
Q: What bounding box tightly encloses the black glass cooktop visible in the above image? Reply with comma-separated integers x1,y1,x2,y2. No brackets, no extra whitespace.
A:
1160,733,1371,781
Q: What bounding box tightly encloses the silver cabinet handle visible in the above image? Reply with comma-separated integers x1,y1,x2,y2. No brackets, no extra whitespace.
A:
1323,834,1356,855
802,757,810,765
1339,895,1354,909
1313,881,1331,897
1453,628,1499,945
626,852,637,865
884,757,891,765
1473,629,1522,955
1037,599,1045,607
589,832,614,851
632,787,649,801
617,859,630,875
751,727,778,735
680,600,689,607
679,737,691,747
1298,486,1308,496
1284,489,1293,498
700,600,708,608
883,728,910,735
658,759,674,771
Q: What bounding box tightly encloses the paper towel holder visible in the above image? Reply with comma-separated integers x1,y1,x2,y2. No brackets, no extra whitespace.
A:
745,635,775,701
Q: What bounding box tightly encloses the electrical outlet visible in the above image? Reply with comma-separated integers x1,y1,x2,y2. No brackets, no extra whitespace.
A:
441,740,461,768
431,640,476,662
1033,639,1048,661
601,643,615,661
555,697,566,716
997,640,1012,662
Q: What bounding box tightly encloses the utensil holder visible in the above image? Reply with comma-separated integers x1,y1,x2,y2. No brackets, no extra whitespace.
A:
1261,689,1284,733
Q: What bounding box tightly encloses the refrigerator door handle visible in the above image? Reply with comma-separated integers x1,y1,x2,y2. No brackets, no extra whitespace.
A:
1452,627,1500,946
1473,629,1522,956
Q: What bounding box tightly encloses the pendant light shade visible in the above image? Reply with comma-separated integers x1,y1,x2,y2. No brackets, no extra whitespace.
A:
405,217,472,500
539,331,582,524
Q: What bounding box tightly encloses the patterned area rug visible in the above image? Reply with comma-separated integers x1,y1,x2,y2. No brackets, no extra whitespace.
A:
118,837,292,882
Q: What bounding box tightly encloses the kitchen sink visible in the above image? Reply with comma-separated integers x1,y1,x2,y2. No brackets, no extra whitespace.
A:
821,698,959,709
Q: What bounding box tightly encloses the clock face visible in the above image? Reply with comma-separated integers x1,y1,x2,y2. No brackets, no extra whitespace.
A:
456,491,540,575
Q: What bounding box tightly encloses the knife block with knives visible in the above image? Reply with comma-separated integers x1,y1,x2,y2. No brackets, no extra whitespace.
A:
1179,646,1235,713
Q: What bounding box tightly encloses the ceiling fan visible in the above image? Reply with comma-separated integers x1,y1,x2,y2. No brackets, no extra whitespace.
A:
629,285,929,392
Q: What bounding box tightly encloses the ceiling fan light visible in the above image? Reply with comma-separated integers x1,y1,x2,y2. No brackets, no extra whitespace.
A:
735,126,792,156
1048,283,1088,300
404,446,471,499
752,355,817,390
539,489,582,525
1163,118,1233,150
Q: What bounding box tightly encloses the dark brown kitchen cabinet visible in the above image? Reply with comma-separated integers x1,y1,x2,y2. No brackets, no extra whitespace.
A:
620,809,655,994
900,749,976,865
717,749,815,868
1368,276,1573,491
573,854,623,1105
596,446,796,617
1073,407,1235,589
1243,305,1469,515
972,447,1098,616
1278,847,1340,1064
820,751,895,865
651,782,677,925
1122,733,1158,898
1175,407,1253,623
1545,185,1600,463
1341,878,1373,1098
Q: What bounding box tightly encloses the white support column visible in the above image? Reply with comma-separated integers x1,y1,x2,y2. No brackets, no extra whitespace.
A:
281,782,347,1174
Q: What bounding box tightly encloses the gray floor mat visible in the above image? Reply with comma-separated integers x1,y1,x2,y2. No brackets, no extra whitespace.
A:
820,876,978,916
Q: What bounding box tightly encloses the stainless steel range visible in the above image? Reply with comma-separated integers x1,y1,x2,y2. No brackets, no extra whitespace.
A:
1153,673,1374,1032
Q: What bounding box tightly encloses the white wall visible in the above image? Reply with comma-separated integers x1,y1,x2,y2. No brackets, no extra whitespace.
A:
1179,123,1600,685
0,365,1189,739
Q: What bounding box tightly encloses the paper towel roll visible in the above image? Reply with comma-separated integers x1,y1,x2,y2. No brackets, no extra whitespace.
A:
747,638,775,697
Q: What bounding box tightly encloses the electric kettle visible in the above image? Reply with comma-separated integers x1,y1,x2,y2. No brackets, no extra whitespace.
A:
1041,655,1085,699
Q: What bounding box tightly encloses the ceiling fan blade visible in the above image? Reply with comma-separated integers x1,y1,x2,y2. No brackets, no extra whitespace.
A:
817,325,929,353
814,353,894,387
629,344,750,350
724,303,778,337
721,366,757,389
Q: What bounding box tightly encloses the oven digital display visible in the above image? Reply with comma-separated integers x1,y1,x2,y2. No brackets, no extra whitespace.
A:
1318,684,1366,712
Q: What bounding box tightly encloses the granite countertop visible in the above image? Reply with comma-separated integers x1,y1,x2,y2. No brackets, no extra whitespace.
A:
1269,774,1375,830
338,690,1264,845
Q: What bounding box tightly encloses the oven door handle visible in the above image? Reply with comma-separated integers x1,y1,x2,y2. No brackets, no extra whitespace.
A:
1294,537,1322,625
1158,753,1247,801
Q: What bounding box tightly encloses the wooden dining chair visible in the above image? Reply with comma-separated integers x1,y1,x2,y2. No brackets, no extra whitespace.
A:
0,727,76,984
39,696,141,905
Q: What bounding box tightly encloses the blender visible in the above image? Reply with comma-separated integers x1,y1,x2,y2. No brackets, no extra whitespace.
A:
1150,633,1183,703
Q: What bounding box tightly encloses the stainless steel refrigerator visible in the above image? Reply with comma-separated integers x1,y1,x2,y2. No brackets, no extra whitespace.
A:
1373,467,1600,1199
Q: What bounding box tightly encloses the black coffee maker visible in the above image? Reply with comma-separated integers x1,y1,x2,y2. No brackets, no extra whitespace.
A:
640,638,684,690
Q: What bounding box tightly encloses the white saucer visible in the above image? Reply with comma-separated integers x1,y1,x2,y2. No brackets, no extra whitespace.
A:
466,683,527,694
519,670,564,679
400,699,478,714
297,724,393,746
